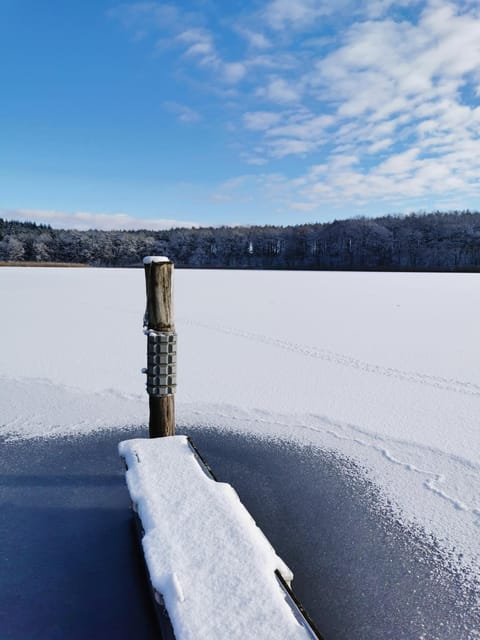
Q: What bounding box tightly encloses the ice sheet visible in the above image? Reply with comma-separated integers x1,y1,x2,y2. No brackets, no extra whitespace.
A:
0,267,479,577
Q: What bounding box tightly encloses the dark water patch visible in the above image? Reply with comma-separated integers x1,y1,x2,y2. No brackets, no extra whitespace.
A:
0,428,158,640
184,426,480,640
1,426,479,639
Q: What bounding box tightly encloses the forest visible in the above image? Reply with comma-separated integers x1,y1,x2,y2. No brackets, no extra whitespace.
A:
1,211,480,271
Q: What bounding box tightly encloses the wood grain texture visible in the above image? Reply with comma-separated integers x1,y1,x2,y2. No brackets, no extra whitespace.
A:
144,260,174,332
144,259,176,437
149,396,175,438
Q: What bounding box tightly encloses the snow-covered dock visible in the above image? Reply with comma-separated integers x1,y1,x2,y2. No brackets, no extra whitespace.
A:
119,435,321,640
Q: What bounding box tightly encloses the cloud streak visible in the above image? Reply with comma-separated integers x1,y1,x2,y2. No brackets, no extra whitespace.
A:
2,208,201,231
163,101,201,123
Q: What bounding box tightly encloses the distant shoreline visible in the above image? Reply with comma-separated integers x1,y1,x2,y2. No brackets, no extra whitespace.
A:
0,261,88,268
2,262,480,273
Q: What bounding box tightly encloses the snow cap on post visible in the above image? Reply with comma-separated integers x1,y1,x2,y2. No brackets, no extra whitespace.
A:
143,256,171,265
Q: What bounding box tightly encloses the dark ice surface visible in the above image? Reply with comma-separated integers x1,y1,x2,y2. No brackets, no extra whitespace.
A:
1,426,479,640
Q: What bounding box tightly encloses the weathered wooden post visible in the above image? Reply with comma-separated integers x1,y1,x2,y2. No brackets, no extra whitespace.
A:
143,256,176,437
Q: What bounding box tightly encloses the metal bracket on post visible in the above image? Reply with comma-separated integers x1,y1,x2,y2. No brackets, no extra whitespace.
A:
145,331,177,396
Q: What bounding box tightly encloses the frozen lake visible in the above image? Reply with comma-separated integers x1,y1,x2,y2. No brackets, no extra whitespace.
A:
1,267,479,637
1,427,478,639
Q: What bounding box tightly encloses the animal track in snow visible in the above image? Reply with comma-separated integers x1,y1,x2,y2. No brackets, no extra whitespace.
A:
180,318,480,398
182,402,480,526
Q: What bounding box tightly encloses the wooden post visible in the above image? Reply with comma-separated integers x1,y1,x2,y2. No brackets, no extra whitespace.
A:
143,257,176,438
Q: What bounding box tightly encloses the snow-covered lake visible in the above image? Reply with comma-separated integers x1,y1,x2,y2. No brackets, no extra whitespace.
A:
1,267,479,636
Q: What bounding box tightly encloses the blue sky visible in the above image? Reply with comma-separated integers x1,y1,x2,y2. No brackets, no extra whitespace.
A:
2,0,480,230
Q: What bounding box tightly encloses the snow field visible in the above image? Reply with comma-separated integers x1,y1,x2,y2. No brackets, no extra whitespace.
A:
0,267,479,579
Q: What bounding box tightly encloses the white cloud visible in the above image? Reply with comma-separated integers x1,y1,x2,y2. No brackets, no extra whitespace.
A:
240,1,480,207
275,139,480,209
178,28,216,61
266,113,334,139
111,7,248,86
243,111,282,130
209,175,255,203
209,193,233,203
261,0,423,31
368,138,394,153
177,28,247,83
246,52,298,71
365,0,421,19
242,154,269,166
271,138,316,157
2,209,201,231
241,109,334,158
223,62,247,84
163,101,201,123
256,77,301,103
262,0,334,31
236,27,272,49
309,1,480,124
376,148,421,175
219,176,249,190
107,2,181,35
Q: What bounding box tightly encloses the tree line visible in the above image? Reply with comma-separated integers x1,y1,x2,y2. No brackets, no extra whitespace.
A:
1,211,480,271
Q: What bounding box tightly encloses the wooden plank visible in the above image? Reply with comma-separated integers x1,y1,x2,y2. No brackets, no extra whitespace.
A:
132,511,176,640
120,436,325,640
